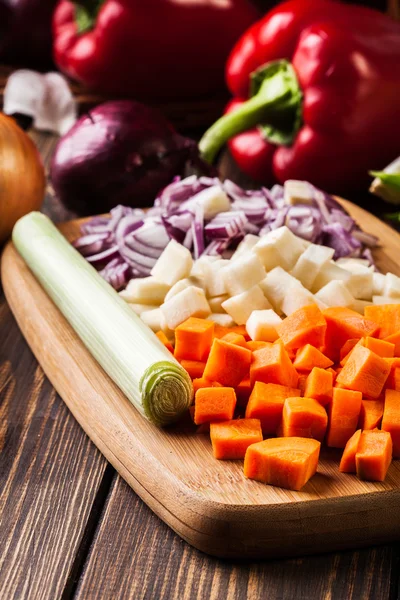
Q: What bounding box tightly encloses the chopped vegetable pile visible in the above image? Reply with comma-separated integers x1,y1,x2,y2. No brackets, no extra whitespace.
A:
74,177,378,290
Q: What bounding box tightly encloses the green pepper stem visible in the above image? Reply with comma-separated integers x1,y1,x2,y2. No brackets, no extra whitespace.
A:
199,60,302,164
75,0,105,34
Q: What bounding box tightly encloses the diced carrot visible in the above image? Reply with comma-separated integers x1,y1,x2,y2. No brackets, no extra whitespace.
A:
323,307,379,361
236,377,252,407
364,336,395,358
196,423,210,434
298,374,308,396
276,304,326,350
180,359,206,379
358,399,384,430
293,344,333,371
192,378,223,393
304,367,333,406
194,387,236,425
245,381,300,435
364,304,400,339
340,338,364,366
282,397,328,442
340,339,359,362
326,388,362,448
212,324,231,339
174,317,214,361
326,367,337,383
336,345,390,398
229,325,251,340
247,341,269,352
250,343,298,388
243,437,321,491
384,358,400,390
155,330,174,353
382,389,400,458
203,338,251,388
221,332,248,348
355,429,392,482
210,419,263,459
385,331,400,357
339,429,362,473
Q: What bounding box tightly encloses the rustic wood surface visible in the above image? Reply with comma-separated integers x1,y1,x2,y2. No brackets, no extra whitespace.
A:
1,132,400,597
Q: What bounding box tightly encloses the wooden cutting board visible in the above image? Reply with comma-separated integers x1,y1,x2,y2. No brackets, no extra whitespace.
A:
2,200,400,560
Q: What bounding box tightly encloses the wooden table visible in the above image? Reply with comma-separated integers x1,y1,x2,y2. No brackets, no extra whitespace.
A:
1,131,400,600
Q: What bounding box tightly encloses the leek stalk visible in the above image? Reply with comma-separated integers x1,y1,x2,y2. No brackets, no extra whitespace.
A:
12,212,193,426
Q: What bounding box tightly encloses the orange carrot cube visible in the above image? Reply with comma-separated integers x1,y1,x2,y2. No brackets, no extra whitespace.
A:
155,330,174,353
364,336,395,358
210,419,263,459
340,339,359,362
244,437,321,491
385,331,400,357
180,359,206,379
336,345,390,398
356,430,392,482
250,343,298,388
323,307,379,361
282,397,328,442
384,358,400,391
236,377,253,407
358,399,384,430
194,387,236,425
192,378,223,393
298,374,308,396
304,367,333,406
221,332,248,348
245,381,300,435
276,304,326,350
175,317,214,361
247,341,269,352
293,344,333,371
203,338,251,387
382,389,400,457
326,388,362,448
365,304,400,339
339,429,362,473
212,324,231,339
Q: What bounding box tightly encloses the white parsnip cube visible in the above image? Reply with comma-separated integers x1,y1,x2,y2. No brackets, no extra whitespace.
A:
119,276,170,305
372,272,386,296
208,294,229,313
202,259,230,297
222,253,266,296
128,303,158,316
207,313,235,327
284,180,314,205
193,185,231,219
151,240,193,286
222,286,271,325
259,267,302,311
311,261,352,293
253,226,305,271
315,281,354,308
384,273,400,299
290,244,334,289
281,285,320,316
372,295,399,305
190,255,219,278
160,286,210,329
336,257,371,270
231,234,260,261
246,309,282,342
140,308,164,332
352,299,373,314
346,265,373,300
164,277,204,302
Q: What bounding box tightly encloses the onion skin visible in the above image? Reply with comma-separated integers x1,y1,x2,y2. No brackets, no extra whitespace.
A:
50,100,210,215
0,114,46,245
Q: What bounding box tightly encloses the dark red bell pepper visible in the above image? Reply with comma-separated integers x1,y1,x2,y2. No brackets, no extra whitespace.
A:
53,0,260,101
199,0,400,191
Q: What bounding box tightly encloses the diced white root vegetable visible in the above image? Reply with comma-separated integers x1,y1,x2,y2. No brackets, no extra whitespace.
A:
222,253,266,296
159,312,175,341
311,261,352,293
384,273,400,298
336,257,371,270
231,234,260,261
119,276,170,305
207,313,236,327
140,308,164,332
281,284,320,316
190,255,219,278
208,294,229,313
222,285,272,325
352,299,373,314
192,185,231,219
284,180,314,205
253,226,305,271
345,265,373,300
164,276,204,302
372,295,399,305
128,303,158,316
259,267,301,311
315,281,354,308
160,286,211,329
246,309,282,342
372,272,386,296
151,239,193,286
202,259,230,297
290,244,335,289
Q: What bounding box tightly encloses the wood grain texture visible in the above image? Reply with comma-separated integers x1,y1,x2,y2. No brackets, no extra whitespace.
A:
76,477,396,600
2,201,400,560
0,297,108,599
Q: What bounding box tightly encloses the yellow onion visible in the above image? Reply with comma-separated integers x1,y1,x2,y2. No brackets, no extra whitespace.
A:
0,113,45,244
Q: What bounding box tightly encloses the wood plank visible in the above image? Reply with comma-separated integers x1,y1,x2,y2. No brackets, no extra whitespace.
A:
76,476,397,600
0,295,109,599
3,202,400,560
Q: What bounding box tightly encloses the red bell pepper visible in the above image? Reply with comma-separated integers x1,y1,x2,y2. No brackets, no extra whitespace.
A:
199,0,400,191
53,0,260,101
